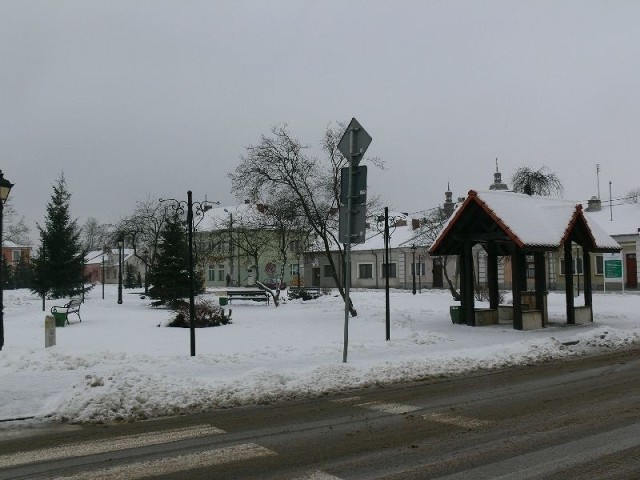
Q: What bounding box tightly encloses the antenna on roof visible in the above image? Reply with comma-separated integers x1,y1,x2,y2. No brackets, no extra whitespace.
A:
596,164,601,200
609,180,613,221
496,158,499,172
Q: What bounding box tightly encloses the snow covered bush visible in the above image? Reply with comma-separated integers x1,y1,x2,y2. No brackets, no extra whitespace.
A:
168,298,231,328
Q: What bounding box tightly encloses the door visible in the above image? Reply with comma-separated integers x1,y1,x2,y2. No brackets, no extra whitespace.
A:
627,253,638,289
312,267,321,287
432,258,444,288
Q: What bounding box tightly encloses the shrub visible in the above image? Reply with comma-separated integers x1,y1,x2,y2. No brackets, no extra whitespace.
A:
168,298,231,328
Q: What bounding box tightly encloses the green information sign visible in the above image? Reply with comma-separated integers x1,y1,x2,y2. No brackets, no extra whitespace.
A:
604,259,623,279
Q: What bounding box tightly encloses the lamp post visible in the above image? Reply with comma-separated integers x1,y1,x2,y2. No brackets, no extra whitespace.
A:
143,249,149,295
411,244,417,295
101,245,107,300
376,207,402,341
117,239,123,304
418,253,422,293
0,171,14,351
161,192,217,357
224,209,235,286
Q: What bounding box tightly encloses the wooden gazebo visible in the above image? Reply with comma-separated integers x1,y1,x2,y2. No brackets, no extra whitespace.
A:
429,190,621,330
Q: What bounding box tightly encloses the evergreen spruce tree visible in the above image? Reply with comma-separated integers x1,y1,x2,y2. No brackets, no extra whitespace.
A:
147,213,203,306
124,263,137,289
14,256,33,289
30,174,86,299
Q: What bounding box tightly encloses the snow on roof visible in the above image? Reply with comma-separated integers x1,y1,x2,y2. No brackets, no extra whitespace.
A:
198,203,263,231
85,248,136,265
432,190,621,252
2,240,30,249
584,201,640,237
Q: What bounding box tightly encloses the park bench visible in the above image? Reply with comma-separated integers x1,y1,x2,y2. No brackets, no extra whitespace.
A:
226,289,270,305
51,298,82,325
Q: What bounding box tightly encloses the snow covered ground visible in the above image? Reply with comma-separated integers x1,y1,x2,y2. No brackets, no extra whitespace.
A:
1,286,638,425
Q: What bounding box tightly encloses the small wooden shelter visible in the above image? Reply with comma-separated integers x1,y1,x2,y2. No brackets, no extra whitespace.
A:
429,190,621,330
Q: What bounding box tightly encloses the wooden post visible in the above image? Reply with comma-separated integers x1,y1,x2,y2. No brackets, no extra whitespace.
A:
463,241,475,326
511,247,523,330
534,252,547,326
564,242,575,325
487,241,499,310
583,249,593,322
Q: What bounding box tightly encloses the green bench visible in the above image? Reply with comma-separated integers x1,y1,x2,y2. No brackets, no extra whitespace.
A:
51,298,82,326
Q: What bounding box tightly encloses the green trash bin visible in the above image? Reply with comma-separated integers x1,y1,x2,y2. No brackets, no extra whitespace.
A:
52,312,67,327
450,305,465,324
219,297,228,307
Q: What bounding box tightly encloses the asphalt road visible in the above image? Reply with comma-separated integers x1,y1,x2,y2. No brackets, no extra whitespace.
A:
2,346,640,479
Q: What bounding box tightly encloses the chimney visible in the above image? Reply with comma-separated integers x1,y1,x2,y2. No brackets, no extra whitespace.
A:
411,219,421,230
587,196,601,212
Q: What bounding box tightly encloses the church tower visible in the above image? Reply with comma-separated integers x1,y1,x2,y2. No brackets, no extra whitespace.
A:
443,182,455,217
489,158,509,191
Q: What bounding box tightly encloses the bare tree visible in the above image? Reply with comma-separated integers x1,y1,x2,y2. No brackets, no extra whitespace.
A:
413,206,460,300
1,200,31,245
511,166,563,197
114,196,170,264
80,217,113,252
625,187,640,203
229,123,381,316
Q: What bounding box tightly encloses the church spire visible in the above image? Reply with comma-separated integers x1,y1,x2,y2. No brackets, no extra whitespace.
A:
489,157,508,191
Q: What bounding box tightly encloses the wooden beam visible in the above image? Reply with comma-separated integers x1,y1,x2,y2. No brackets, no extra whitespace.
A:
487,241,499,310
534,252,547,326
511,246,523,330
564,242,575,324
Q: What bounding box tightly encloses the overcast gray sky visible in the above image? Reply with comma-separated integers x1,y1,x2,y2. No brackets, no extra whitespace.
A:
2,0,639,242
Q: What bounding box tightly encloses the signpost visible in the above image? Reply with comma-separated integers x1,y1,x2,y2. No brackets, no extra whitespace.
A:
337,118,371,363
603,252,624,293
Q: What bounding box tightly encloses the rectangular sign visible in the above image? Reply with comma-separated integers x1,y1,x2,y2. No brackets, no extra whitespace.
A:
604,252,623,281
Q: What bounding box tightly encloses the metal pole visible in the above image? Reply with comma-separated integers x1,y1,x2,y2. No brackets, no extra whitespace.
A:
609,181,613,221
343,129,355,363
418,253,422,293
384,207,390,341
412,246,417,295
101,251,105,300
117,242,123,304
41,239,46,312
187,191,196,357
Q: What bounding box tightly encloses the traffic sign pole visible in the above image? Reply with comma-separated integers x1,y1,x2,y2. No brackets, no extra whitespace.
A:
337,118,371,364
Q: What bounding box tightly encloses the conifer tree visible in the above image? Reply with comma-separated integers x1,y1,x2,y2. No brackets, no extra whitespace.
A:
31,174,86,299
147,213,203,306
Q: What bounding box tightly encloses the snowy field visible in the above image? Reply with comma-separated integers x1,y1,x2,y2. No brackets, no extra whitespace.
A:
0,285,638,425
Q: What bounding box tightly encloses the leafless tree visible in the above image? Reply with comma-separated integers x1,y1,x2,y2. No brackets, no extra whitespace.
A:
511,166,563,197
80,217,113,252
1,200,31,245
229,123,382,316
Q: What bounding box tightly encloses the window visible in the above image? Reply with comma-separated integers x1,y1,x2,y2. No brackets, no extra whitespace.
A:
217,264,226,282
290,264,300,276
358,263,373,279
410,263,426,276
323,265,335,277
12,250,21,263
288,240,301,253
381,262,397,278
208,265,216,282
560,257,584,275
595,255,604,275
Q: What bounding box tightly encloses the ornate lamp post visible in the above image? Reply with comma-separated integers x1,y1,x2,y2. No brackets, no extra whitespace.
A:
160,192,217,357
117,239,123,304
375,207,402,341
0,171,14,351
411,244,417,295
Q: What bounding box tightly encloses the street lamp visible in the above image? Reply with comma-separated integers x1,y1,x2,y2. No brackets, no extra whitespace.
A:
411,244,417,295
117,239,123,304
224,209,238,286
0,170,14,351
143,249,149,295
160,192,217,357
